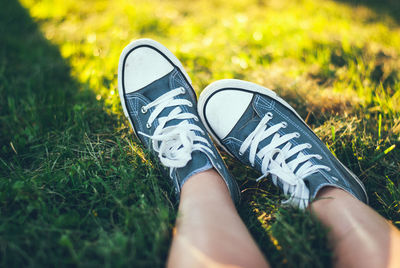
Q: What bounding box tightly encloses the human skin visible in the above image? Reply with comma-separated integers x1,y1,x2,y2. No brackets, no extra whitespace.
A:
311,186,400,268
167,169,400,268
167,169,270,268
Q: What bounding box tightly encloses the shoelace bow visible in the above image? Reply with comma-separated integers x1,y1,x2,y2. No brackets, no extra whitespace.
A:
239,113,330,209
138,87,214,178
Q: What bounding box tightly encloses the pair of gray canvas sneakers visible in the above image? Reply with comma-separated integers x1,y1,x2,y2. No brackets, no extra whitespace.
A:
118,39,368,209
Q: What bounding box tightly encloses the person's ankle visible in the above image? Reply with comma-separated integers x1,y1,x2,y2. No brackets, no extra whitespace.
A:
310,186,342,212
316,186,341,199
177,151,213,188
180,169,231,200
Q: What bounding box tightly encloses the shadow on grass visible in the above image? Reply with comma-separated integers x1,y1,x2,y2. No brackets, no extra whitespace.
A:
335,0,400,24
0,0,77,156
0,1,173,267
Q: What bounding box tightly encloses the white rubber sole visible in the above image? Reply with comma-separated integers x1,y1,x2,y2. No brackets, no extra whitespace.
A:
198,79,368,203
117,38,192,137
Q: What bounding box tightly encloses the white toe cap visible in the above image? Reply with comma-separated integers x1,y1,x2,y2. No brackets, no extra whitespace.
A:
205,89,253,139
123,47,174,93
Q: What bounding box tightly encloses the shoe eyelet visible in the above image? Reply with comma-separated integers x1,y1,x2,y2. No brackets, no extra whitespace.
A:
180,87,186,94
306,143,312,149
239,151,244,156
294,132,300,138
194,117,199,121
267,112,273,118
317,155,323,160
327,167,331,172
188,102,193,107
146,123,151,128
141,106,147,114
282,122,287,128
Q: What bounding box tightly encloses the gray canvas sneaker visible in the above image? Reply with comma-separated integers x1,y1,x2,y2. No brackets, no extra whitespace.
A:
118,39,240,204
198,79,368,209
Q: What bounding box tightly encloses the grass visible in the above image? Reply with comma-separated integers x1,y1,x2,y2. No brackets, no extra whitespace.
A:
1,0,399,267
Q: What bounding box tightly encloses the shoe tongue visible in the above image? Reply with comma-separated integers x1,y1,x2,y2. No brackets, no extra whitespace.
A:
226,106,261,141
175,151,212,187
139,68,191,129
227,105,310,176
140,70,173,100
139,71,209,184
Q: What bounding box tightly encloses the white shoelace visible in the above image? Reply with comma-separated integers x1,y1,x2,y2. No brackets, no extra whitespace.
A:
138,87,214,178
240,113,330,209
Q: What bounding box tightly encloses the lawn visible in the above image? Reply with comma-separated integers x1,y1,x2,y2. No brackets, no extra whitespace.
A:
1,0,399,267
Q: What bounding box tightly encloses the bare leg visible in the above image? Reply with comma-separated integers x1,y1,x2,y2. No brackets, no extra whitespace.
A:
167,169,270,268
311,187,400,268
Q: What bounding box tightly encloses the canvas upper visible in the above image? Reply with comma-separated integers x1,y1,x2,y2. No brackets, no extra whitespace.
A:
198,79,368,209
118,39,240,204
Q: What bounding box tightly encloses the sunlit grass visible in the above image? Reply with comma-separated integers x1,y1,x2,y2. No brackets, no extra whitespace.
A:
21,0,400,115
